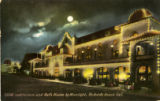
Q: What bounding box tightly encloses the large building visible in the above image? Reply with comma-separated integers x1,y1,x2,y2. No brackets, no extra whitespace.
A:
29,8,160,90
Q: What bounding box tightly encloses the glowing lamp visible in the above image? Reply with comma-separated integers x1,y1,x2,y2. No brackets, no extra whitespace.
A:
110,45,114,48
149,42,153,45
157,70,160,74
82,50,84,53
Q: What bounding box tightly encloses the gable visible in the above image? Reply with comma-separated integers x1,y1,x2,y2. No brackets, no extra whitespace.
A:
59,32,73,48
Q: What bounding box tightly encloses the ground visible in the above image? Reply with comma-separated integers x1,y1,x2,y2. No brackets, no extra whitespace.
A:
1,73,159,101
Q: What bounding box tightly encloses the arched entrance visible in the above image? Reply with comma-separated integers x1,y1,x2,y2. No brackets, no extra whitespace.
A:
131,40,155,89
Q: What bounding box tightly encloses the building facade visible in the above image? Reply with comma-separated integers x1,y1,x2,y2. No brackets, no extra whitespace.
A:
29,9,160,90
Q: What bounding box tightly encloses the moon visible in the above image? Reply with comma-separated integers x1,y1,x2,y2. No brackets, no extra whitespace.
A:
67,16,74,22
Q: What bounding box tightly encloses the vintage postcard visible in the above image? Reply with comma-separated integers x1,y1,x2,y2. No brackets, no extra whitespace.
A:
1,0,160,101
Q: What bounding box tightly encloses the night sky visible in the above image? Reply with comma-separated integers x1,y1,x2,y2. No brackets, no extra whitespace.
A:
1,0,160,62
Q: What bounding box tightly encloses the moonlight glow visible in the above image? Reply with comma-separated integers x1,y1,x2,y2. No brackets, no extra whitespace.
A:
33,31,43,37
67,16,74,22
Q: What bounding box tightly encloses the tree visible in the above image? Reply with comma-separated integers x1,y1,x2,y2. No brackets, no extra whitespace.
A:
4,59,11,65
20,53,41,72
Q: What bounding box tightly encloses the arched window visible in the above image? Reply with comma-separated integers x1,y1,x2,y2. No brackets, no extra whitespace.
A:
136,45,145,55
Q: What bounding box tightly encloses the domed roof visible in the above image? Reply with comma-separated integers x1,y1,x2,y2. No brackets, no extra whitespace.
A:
128,8,152,23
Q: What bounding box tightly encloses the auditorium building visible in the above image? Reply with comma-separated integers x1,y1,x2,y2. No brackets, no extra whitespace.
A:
29,8,160,90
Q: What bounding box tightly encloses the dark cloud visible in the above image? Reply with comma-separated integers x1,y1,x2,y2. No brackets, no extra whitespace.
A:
2,0,160,62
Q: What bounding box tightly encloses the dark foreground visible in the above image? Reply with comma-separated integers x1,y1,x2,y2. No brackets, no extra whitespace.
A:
1,73,159,101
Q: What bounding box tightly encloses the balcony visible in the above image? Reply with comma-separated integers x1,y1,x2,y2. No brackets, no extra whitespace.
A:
35,62,49,68
136,55,154,60
64,57,129,66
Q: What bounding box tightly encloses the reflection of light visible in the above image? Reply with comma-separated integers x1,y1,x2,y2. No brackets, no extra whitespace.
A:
33,32,43,37
119,72,127,80
67,16,74,22
83,68,94,79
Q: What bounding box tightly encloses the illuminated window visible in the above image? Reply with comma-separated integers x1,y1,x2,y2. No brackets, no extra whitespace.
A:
114,74,118,79
99,75,102,79
103,68,107,72
136,45,145,55
139,66,146,73
114,67,130,82
138,66,152,82
97,67,110,81
112,50,119,58
115,50,119,57
119,66,123,73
